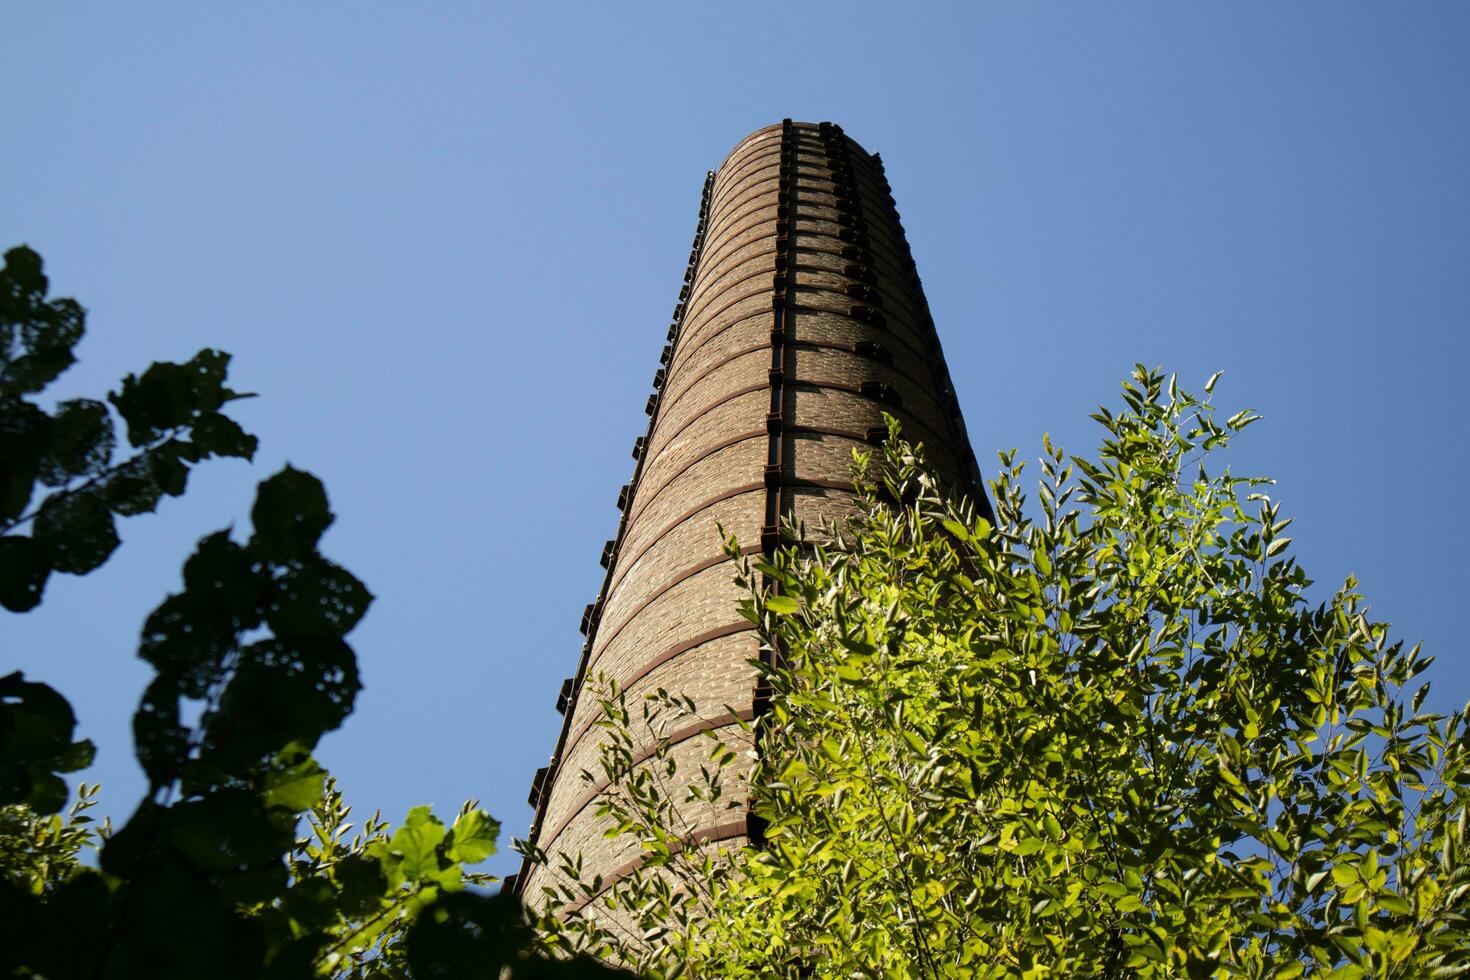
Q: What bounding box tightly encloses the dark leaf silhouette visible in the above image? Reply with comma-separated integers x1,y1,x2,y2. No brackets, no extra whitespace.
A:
38,398,114,486
32,487,119,574
0,245,84,396
1,245,257,606
0,671,95,814
1,245,622,979
250,465,332,562
0,534,49,611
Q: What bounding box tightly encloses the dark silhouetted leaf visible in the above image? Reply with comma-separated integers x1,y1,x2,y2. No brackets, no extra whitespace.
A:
99,798,163,878
102,454,164,516
404,891,528,977
166,790,294,879
336,853,388,919
1,246,85,396
108,349,246,449
192,411,258,461
0,244,49,326
32,487,119,574
0,396,49,521
0,671,95,813
200,637,360,772
99,848,267,980
266,557,372,638
137,593,239,698
249,467,332,562
38,398,115,486
0,534,49,611
149,439,192,497
5,870,112,979
180,530,267,631
133,676,190,789
280,876,338,933
406,892,625,979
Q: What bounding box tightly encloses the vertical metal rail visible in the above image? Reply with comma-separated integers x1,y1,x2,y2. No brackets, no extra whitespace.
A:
747,118,796,847
512,169,719,894
821,122,894,445
762,118,794,567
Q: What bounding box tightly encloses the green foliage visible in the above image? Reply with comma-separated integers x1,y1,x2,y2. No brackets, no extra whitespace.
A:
0,244,625,979
528,685,744,974
0,244,258,612
265,778,499,979
0,783,107,896
0,464,391,978
537,368,1470,978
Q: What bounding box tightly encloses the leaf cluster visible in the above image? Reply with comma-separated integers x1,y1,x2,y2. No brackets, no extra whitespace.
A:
0,245,626,979
538,367,1470,978
0,783,107,897
1,244,258,612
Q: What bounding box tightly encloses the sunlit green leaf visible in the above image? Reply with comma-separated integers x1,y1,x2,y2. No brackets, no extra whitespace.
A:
765,595,799,615
446,809,500,865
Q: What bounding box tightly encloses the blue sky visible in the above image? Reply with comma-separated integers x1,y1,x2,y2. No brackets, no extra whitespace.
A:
4,4,1467,880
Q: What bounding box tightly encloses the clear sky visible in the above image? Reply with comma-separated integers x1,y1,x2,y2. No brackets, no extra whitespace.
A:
4,4,1467,881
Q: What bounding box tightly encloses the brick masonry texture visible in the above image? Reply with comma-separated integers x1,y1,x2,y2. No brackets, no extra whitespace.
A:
517,122,991,908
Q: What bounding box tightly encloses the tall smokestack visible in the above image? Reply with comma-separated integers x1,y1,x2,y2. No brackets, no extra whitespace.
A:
517,120,988,909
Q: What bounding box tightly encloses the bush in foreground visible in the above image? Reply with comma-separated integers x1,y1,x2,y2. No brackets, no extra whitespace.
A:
538,368,1469,979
